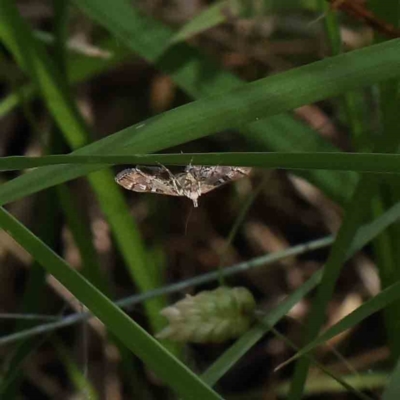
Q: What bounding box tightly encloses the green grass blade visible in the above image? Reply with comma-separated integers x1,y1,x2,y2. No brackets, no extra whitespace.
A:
280,278,400,370
73,0,399,201
169,0,240,44
270,327,375,400
0,0,90,148
2,187,399,363
3,152,400,173
242,114,357,203
3,190,399,351
201,268,324,386
0,36,131,119
368,0,400,360
279,373,388,397
288,177,375,398
0,84,35,118
200,192,400,386
382,355,400,400
0,34,399,206
56,185,107,292
0,207,221,400
0,190,58,397
0,236,333,347
319,0,370,152
0,0,167,336
87,170,165,334
55,339,98,400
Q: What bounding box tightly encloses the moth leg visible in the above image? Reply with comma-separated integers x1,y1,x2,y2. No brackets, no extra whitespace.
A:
156,162,182,195
154,162,174,178
134,167,168,187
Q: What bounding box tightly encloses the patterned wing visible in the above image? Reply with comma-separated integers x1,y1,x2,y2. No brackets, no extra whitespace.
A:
115,167,181,196
187,166,251,194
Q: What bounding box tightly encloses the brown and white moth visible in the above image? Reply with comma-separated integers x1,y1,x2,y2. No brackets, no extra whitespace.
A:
115,165,251,207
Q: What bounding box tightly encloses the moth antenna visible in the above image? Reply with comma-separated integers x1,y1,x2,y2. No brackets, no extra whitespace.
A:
185,157,195,172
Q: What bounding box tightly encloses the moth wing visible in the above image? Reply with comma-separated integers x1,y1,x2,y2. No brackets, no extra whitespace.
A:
195,166,252,194
115,168,180,196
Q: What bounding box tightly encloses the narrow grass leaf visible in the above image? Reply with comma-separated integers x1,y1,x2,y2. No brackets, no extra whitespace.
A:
288,178,376,398
368,0,400,360
278,373,388,396
56,340,98,400
74,0,400,201
169,1,240,44
0,207,222,400
382,355,400,400
201,268,324,386
0,36,131,119
0,236,334,347
0,185,60,397
201,192,400,386
2,188,400,372
2,152,400,174
279,278,400,371
3,192,400,351
0,36,399,206
0,0,167,336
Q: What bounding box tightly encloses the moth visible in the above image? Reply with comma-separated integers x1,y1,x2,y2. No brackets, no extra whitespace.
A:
115,164,251,207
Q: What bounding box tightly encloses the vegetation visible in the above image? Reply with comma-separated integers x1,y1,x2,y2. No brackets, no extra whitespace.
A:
1,0,400,398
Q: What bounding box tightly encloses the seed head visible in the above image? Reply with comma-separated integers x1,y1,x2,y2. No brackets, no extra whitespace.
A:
155,287,256,343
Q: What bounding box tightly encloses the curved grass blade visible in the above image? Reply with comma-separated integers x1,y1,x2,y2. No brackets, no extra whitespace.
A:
0,207,222,400
0,236,333,347
1,192,399,386
0,36,399,206
201,268,324,386
74,0,399,200
200,192,400,386
0,0,167,338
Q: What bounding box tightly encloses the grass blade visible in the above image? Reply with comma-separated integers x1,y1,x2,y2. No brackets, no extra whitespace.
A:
0,33,398,207
0,0,167,337
0,206,221,400
169,1,239,44
2,152,400,173
382,355,400,400
279,278,400,371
